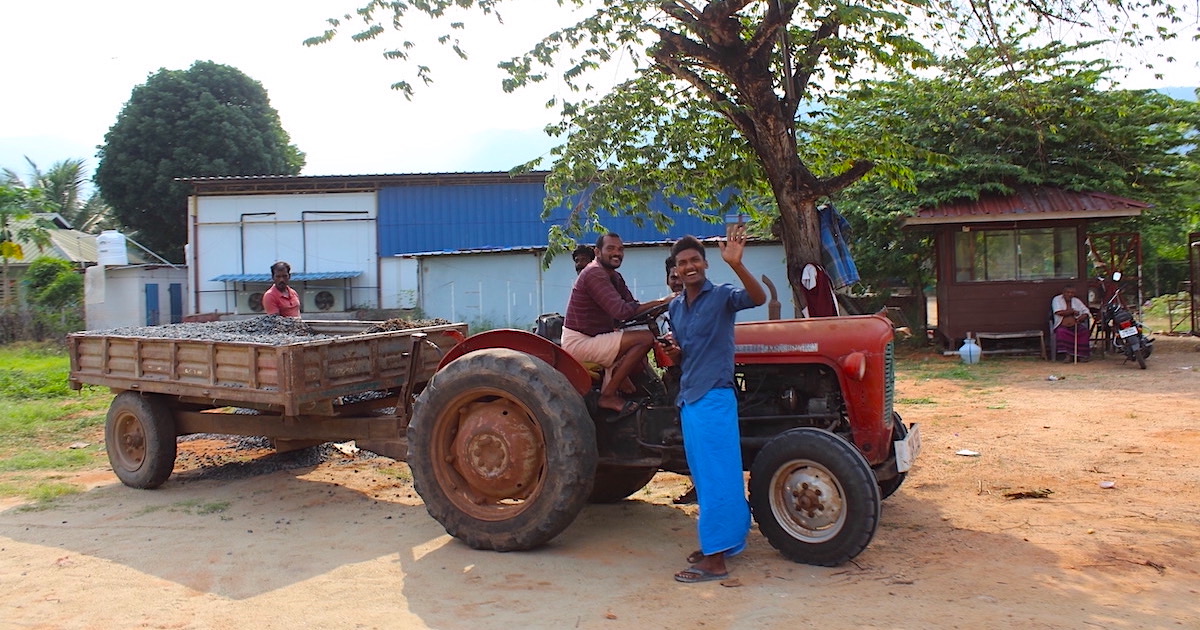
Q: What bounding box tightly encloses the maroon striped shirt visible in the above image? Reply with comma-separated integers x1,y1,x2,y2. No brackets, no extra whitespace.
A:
564,260,641,336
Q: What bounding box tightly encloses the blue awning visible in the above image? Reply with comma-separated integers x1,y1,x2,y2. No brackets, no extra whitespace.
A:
211,271,363,282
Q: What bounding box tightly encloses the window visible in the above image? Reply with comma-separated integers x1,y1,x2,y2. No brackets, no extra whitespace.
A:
954,227,1077,282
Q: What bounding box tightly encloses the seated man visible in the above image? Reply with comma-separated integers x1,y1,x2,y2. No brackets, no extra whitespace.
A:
563,233,673,417
1051,285,1091,361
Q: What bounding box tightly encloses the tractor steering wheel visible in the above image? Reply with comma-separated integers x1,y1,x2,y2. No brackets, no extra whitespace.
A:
619,301,671,332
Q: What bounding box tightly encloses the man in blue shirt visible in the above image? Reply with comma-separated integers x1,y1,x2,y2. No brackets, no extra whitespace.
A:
662,222,765,583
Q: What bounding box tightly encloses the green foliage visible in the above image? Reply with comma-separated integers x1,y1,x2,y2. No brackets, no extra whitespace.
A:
0,344,109,501
95,60,306,261
313,0,1196,302
818,42,1200,295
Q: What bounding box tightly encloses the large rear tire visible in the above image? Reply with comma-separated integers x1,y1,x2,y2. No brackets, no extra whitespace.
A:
588,465,658,503
749,428,881,566
105,391,177,489
408,348,597,551
1135,345,1147,369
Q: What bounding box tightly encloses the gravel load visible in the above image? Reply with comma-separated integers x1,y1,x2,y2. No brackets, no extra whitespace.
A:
362,317,452,333
76,315,455,345
76,316,331,345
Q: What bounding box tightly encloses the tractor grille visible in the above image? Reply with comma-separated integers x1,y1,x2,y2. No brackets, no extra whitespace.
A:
884,341,895,427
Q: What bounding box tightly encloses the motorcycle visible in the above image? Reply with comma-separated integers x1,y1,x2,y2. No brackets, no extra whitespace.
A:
1098,271,1153,369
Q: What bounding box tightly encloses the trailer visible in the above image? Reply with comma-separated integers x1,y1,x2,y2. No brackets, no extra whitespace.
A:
68,320,468,488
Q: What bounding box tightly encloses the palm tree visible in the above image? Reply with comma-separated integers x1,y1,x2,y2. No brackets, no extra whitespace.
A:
4,157,111,231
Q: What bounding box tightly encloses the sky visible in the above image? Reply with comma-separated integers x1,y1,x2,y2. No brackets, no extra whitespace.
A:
1,0,1197,185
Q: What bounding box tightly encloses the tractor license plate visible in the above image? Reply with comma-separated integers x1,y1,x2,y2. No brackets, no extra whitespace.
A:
895,423,921,473
1118,326,1138,338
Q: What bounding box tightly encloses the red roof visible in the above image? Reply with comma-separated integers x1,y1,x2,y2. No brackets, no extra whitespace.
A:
903,188,1150,226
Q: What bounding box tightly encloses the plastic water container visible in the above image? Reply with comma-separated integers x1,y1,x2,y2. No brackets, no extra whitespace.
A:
958,336,981,365
97,230,128,267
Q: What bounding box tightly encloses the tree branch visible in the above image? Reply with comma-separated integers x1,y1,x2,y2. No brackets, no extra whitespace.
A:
819,159,875,197
652,36,757,142
786,15,840,117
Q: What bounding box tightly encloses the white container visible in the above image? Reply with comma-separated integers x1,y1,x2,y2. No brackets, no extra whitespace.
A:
97,230,129,267
958,336,981,365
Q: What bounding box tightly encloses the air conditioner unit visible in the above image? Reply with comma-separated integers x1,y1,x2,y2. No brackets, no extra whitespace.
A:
304,289,345,313
236,289,267,314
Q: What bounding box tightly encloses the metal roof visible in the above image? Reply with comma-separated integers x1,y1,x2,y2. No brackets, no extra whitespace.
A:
903,188,1150,226
180,171,549,196
210,271,363,282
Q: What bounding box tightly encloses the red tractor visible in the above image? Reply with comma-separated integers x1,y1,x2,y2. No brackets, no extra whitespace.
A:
407,307,919,566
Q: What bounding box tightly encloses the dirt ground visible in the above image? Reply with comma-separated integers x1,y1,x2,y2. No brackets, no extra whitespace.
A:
2,336,1199,630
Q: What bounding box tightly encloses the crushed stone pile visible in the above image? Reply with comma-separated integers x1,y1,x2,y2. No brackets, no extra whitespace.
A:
77,315,326,345
362,317,452,333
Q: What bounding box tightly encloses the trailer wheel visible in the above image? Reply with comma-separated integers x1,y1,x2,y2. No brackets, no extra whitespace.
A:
408,348,597,551
877,416,908,500
105,392,177,489
588,465,658,503
749,428,881,566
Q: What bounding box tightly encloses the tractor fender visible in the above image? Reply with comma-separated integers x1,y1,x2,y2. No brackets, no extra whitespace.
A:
437,328,592,396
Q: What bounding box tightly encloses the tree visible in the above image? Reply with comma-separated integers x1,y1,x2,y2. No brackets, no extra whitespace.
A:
818,43,1200,299
95,61,306,261
0,183,54,310
4,157,113,231
308,0,1196,310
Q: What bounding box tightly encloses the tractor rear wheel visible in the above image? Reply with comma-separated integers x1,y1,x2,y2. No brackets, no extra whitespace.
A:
408,348,596,551
749,428,881,566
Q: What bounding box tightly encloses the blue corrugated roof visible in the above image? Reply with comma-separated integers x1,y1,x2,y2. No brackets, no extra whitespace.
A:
378,183,728,256
211,271,363,282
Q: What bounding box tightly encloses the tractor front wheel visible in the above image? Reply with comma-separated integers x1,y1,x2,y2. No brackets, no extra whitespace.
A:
749,428,881,566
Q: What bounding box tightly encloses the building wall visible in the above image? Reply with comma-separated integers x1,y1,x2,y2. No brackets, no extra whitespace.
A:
191,192,378,314
85,266,189,330
415,243,790,329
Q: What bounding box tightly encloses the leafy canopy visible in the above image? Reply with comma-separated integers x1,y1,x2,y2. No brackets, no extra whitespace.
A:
95,61,306,261
818,42,1200,295
309,0,1196,302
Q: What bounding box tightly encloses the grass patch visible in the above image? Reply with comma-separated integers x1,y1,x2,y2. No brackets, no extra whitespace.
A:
898,397,936,405
0,343,113,503
0,447,103,471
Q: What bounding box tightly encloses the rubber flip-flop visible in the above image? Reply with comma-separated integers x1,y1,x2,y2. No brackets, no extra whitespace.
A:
612,399,641,420
674,566,728,583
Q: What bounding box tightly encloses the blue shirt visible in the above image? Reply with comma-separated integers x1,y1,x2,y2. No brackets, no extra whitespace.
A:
668,279,757,405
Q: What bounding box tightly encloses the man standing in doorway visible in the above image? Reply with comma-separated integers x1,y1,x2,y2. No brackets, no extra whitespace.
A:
263,261,301,318
662,221,765,583
563,233,673,418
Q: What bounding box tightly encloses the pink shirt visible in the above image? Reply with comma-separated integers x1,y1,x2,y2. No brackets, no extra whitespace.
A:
263,285,301,317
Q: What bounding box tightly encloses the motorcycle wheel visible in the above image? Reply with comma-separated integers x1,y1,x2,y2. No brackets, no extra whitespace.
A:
1135,345,1146,369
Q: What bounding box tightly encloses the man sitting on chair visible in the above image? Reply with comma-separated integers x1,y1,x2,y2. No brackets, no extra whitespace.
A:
1051,285,1091,362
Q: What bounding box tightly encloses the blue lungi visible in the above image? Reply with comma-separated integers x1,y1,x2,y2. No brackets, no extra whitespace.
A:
680,387,750,557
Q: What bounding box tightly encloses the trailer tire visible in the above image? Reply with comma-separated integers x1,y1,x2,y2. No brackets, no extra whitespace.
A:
588,465,658,503
105,392,177,489
749,428,881,566
408,348,597,551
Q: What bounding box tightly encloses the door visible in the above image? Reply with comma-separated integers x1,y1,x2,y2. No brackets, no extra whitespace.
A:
168,283,182,324
145,283,160,326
